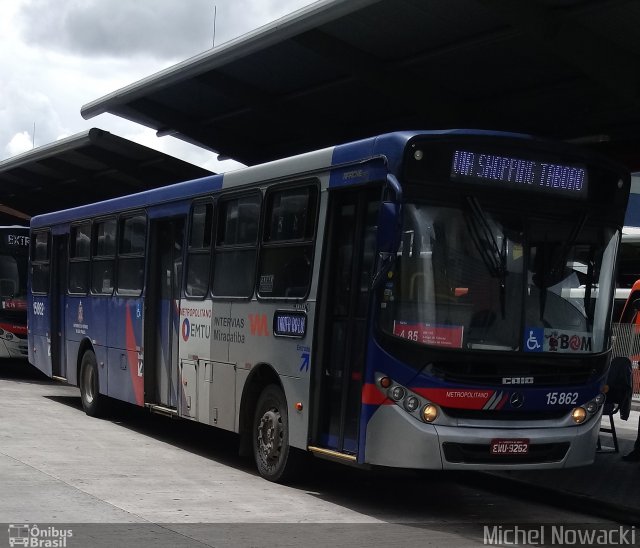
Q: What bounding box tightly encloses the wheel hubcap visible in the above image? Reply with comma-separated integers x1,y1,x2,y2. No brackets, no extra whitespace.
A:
257,408,283,461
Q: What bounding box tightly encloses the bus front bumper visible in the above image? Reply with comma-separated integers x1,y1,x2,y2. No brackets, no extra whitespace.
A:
0,337,29,359
364,405,601,470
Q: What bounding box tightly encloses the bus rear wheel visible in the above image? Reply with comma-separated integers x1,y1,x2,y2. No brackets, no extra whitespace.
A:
253,384,302,482
79,350,106,417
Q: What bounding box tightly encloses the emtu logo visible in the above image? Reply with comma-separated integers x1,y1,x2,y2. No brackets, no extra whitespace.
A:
249,314,269,336
182,318,190,341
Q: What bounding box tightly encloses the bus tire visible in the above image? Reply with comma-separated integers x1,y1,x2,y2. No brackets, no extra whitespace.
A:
253,384,302,483
79,350,106,417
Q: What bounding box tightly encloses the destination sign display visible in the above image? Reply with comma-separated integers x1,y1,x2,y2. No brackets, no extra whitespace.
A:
4,234,29,246
451,150,588,198
273,311,307,338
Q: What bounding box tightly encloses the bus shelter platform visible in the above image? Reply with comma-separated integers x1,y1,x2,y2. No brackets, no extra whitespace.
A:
485,406,640,526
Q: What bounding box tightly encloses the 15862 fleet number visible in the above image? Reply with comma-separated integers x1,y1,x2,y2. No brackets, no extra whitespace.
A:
545,392,579,405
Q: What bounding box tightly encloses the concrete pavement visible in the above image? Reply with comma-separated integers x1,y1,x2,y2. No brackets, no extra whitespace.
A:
489,407,640,526
1,361,638,548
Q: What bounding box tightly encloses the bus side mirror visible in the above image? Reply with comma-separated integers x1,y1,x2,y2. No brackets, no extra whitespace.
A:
377,201,400,254
372,201,401,289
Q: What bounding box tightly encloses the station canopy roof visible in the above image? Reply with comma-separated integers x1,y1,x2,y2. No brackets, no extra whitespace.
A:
0,128,212,224
82,0,640,169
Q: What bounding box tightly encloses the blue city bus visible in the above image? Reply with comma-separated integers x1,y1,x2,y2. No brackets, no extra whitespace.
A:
0,226,29,359
27,131,629,481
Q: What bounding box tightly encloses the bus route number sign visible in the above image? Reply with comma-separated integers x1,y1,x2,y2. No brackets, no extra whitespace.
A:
490,438,529,456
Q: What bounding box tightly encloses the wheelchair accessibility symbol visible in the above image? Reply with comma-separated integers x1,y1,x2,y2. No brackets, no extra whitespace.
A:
525,329,543,352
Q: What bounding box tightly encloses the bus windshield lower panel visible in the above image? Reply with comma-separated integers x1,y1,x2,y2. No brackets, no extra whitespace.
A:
377,201,618,354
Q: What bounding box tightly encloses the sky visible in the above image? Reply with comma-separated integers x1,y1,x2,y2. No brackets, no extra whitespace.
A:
0,0,317,172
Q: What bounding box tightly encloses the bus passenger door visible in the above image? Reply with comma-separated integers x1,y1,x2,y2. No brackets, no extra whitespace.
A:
145,218,184,410
50,234,67,379
313,188,379,455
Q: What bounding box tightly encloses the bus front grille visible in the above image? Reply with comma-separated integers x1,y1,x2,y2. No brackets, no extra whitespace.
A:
441,408,568,421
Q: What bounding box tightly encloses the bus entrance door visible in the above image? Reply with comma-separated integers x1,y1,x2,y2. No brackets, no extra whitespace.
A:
313,188,379,456
50,234,67,380
144,218,184,411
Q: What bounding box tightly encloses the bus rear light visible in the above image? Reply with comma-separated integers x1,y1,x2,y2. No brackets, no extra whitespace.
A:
422,404,439,423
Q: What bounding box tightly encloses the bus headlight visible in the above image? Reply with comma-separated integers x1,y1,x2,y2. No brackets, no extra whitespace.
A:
374,372,439,423
571,392,606,424
404,396,420,412
390,386,406,402
571,407,587,424
585,401,598,414
422,404,439,423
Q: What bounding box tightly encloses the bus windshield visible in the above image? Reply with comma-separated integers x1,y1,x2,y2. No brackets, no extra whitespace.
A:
0,253,27,301
377,200,618,354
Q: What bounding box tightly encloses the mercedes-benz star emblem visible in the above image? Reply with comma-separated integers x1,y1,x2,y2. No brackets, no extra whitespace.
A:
510,392,524,408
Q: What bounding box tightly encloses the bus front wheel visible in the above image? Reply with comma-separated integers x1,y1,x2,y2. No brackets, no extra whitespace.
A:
79,350,106,417
253,384,302,482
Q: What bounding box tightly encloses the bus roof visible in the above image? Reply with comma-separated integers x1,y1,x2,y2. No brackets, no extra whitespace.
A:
31,129,542,228
30,128,621,230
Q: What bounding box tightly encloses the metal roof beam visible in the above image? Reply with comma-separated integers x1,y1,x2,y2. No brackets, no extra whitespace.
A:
194,72,298,130
479,0,640,104
291,29,470,121
130,97,260,163
71,148,176,190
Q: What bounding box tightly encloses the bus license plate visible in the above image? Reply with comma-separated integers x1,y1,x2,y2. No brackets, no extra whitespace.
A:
490,438,529,455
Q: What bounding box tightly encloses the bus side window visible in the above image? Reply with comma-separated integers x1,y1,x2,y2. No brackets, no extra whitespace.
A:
186,201,213,298
91,218,117,294
69,221,91,295
117,214,146,296
31,230,51,295
258,184,318,299
212,192,261,298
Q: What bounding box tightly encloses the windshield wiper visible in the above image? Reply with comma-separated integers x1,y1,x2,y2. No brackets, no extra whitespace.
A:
549,213,587,284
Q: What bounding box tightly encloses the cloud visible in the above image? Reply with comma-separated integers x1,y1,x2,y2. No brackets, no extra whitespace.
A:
16,0,319,59
5,132,33,157
16,0,215,60
2,0,318,167
0,82,67,159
